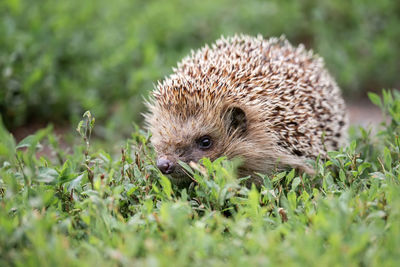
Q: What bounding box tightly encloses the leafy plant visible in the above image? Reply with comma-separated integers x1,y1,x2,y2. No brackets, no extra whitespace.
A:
0,90,399,266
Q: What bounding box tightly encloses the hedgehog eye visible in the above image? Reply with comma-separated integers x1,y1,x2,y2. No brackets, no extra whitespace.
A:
197,135,213,150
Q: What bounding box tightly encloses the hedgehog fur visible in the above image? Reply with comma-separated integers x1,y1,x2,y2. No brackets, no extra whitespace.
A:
145,34,348,185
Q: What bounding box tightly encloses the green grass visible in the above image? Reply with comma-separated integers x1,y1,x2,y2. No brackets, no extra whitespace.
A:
0,90,399,266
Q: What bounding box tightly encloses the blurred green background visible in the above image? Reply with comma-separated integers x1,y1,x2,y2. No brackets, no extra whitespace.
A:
1,0,399,139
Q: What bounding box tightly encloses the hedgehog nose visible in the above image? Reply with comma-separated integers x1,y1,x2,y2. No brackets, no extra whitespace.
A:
156,158,175,174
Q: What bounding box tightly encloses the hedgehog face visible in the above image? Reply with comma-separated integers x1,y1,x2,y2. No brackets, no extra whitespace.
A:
148,105,248,185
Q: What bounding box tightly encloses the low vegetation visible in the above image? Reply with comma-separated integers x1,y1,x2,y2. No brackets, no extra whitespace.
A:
0,91,399,266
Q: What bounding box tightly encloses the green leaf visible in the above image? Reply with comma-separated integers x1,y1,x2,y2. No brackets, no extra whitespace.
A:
291,177,301,191
349,140,357,154
288,191,297,211
36,167,59,183
272,171,286,183
16,135,37,149
57,160,77,184
383,147,392,170
368,92,382,108
178,160,194,176
126,185,138,197
68,173,85,191
286,169,296,185
159,175,173,199
339,169,346,183
0,117,16,160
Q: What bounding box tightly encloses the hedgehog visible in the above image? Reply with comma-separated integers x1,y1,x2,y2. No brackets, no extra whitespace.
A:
145,34,348,186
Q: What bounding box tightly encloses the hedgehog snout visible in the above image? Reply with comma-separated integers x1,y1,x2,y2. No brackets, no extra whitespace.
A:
156,158,175,175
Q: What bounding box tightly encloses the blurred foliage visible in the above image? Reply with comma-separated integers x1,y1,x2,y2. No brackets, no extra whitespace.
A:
1,0,399,134
0,90,400,265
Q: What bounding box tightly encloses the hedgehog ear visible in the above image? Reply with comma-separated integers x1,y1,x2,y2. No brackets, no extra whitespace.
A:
224,107,247,136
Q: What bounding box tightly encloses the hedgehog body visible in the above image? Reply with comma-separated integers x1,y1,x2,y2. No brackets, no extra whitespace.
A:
145,35,348,185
